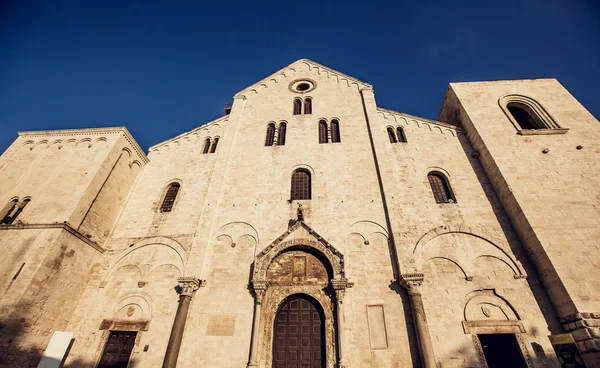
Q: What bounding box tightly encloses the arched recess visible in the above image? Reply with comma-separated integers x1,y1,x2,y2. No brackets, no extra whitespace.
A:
99,293,153,332
103,236,187,283
412,226,525,279
461,289,524,334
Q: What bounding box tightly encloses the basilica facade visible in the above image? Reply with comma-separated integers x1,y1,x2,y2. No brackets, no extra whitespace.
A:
0,59,599,368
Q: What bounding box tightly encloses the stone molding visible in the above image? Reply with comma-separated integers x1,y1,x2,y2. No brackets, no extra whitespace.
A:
377,107,460,135
399,272,424,294
0,221,104,253
176,277,204,296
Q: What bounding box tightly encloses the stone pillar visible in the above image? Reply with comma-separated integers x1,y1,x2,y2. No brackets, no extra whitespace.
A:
247,280,268,367
400,273,436,368
332,277,353,368
162,277,204,368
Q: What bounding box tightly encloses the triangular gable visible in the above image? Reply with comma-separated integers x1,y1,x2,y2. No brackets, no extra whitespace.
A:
235,58,372,98
253,220,345,280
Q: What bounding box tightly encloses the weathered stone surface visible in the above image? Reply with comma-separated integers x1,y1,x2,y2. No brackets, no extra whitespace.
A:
0,59,597,368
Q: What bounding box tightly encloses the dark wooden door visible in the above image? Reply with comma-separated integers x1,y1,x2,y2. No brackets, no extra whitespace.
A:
98,331,137,368
273,296,324,368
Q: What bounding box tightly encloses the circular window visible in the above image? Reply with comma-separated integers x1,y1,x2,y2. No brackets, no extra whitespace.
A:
289,79,316,93
296,83,310,91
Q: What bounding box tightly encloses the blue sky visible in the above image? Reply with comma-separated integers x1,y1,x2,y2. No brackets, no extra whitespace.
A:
1,0,599,153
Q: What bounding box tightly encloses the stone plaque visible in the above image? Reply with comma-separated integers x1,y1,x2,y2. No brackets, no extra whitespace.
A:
367,305,388,349
206,314,237,336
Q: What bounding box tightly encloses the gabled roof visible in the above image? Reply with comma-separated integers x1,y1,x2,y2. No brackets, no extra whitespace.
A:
235,58,372,97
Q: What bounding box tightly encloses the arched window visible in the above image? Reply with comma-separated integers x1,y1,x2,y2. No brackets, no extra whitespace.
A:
202,138,211,154
265,124,276,146
427,172,456,204
293,99,302,115
209,137,219,153
397,126,408,142
331,120,341,143
160,183,180,213
2,198,30,224
304,98,312,115
290,169,311,200
387,127,397,143
278,122,287,146
507,103,542,130
0,199,19,225
318,121,328,144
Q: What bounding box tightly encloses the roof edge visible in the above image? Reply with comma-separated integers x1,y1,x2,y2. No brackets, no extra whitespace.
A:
376,107,460,131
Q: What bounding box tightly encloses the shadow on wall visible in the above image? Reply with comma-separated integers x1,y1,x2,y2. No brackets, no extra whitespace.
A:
0,302,95,368
456,133,562,334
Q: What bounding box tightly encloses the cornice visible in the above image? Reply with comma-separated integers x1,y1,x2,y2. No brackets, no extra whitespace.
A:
18,127,148,164
0,222,105,253
235,58,372,98
377,107,460,132
148,115,229,151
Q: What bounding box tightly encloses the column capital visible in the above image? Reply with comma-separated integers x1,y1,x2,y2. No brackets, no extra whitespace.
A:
399,273,425,294
176,277,204,296
331,277,353,302
251,280,269,302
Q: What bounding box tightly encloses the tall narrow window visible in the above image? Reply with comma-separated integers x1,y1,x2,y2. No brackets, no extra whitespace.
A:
210,137,219,153
160,183,180,213
202,138,211,154
427,172,455,204
507,104,541,130
387,128,397,143
265,124,276,146
293,99,302,115
331,120,341,143
0,199,19,225
304,98,312,115
318,121,328,144
397,127,408,142
278,122,287,146
291,169,311,200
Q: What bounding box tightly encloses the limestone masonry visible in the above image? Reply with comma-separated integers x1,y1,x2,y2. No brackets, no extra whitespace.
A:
0,59,599,368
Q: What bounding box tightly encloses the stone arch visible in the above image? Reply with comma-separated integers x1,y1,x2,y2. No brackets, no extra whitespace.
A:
213,221,259,246
253,236,344,281
461,289,525,335
413,225,524,278
104,236,186,282
423,256,470,280
112,293,153,321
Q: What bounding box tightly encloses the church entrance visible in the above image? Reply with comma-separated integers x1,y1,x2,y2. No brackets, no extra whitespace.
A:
98,331,137,368
273,295,325,368
478,334,527,368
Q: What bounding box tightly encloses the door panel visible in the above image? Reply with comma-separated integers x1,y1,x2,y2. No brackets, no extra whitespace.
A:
273,296,324,368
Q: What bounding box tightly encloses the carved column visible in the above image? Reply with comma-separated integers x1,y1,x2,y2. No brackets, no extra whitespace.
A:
332,277,353,368
400,273,436,368
247,280,268,367
162,277,204,368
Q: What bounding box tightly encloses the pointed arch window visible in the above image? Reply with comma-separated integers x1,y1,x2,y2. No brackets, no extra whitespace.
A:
293,99,302,115
291,169,311,200
387,127,397,143
160,183,180,213
318,121,328,144
278,122,287,146
427,172,455,204
202,138,211,154
331,120,341,143
304,98,312,115
397,127,407,142
265,124,276,146
210,137,219,153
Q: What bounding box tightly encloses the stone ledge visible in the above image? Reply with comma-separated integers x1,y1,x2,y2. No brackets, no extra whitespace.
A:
0,222,105,253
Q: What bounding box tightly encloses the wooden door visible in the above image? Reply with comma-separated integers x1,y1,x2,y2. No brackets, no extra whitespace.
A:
98,331,137,368
273,295,324,368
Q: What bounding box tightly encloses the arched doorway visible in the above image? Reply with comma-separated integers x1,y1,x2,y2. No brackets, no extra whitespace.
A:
273,295,325,368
